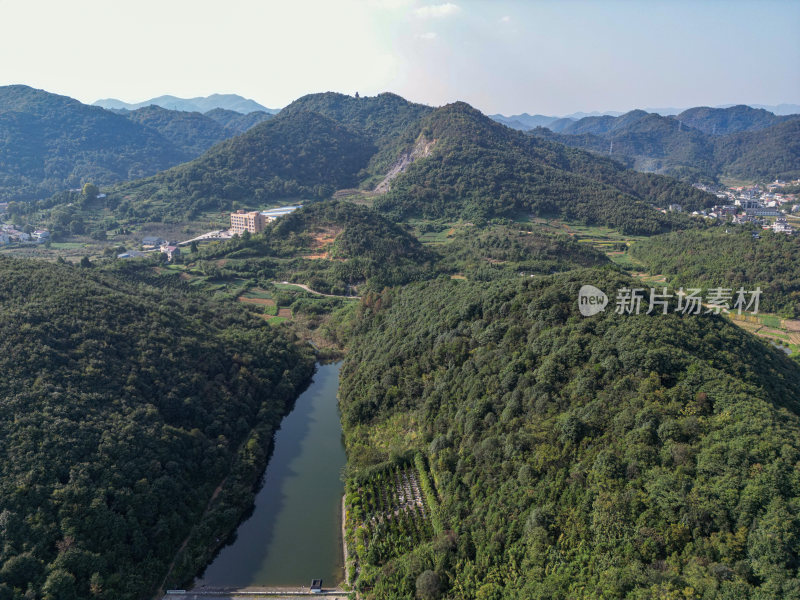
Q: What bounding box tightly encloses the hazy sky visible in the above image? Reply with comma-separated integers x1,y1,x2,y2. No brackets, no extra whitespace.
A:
1,0,798,115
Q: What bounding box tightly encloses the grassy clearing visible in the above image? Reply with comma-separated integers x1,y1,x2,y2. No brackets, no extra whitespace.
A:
609,252,646,270
49,242,85,249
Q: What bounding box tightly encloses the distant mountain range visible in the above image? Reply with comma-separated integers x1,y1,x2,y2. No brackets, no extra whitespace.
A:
527,105,800,182
491,103,800,132
93,93,278,114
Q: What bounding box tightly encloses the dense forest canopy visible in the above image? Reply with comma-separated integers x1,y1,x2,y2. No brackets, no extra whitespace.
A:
119,105,241,156
631,228,800,317
202,108,273,134
0,86,274,202
675,105,794,135
339,271,800,599
0,257,314,599
0,86,194,201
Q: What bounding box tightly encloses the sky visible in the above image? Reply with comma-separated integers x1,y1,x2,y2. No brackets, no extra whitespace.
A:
0,0,798,116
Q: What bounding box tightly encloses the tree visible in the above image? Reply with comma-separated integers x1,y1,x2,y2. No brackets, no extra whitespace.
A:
41,569,77,600
79,256,92,268
82,183,99,202
416,570,441,600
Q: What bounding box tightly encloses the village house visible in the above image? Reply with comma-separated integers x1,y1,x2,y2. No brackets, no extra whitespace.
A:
772,217,794,235
160,244,181,261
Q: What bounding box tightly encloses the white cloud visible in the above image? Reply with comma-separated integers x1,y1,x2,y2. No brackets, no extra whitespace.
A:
414,3,460,19
500,15,511,24
415,31,438,40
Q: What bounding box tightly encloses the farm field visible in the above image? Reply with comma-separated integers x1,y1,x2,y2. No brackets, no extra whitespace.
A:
345,454,443,590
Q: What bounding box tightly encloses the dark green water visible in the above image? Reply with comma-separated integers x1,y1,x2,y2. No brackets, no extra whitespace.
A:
195,362,345,587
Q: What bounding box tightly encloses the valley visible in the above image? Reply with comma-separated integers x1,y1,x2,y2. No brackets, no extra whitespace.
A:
0,82,798,600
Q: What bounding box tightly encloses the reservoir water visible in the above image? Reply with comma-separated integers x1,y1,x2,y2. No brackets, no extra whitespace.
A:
195,362,345,587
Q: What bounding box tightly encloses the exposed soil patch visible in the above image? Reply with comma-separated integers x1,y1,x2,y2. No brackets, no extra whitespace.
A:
311,227,342,249
277,308,292,318
238,297,276,306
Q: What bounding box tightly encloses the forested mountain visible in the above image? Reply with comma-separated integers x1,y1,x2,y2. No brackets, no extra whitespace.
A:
375,102,715,234
0,257,314,599
121,105,235,155
712,119,800,181
530,108,800,182
199,200,436,292
552,110,657,136
93,93,276,114
110,111,377,221
340,272,800,599
203,108,273,133
279,92,435,185
676,105,793,135
106,92,433,221
631,228,800,316
280,92,432,143
0,85,193,201
31,90,709,230
0,86,280,202
488,113,559,131
532,114,715,182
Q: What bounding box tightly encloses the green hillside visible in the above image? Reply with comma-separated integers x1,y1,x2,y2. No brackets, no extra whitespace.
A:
0,257,314,599
340,272,800,599
0,85,192,201
203,108,273,133
631,228,800,316
712,119,800,181
110,111,377,221
676,105,793,135
437,224,611,279
199,200,436,292
122,105,234,155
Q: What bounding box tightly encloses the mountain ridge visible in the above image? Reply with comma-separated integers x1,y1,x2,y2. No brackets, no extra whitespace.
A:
93,93,278,114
